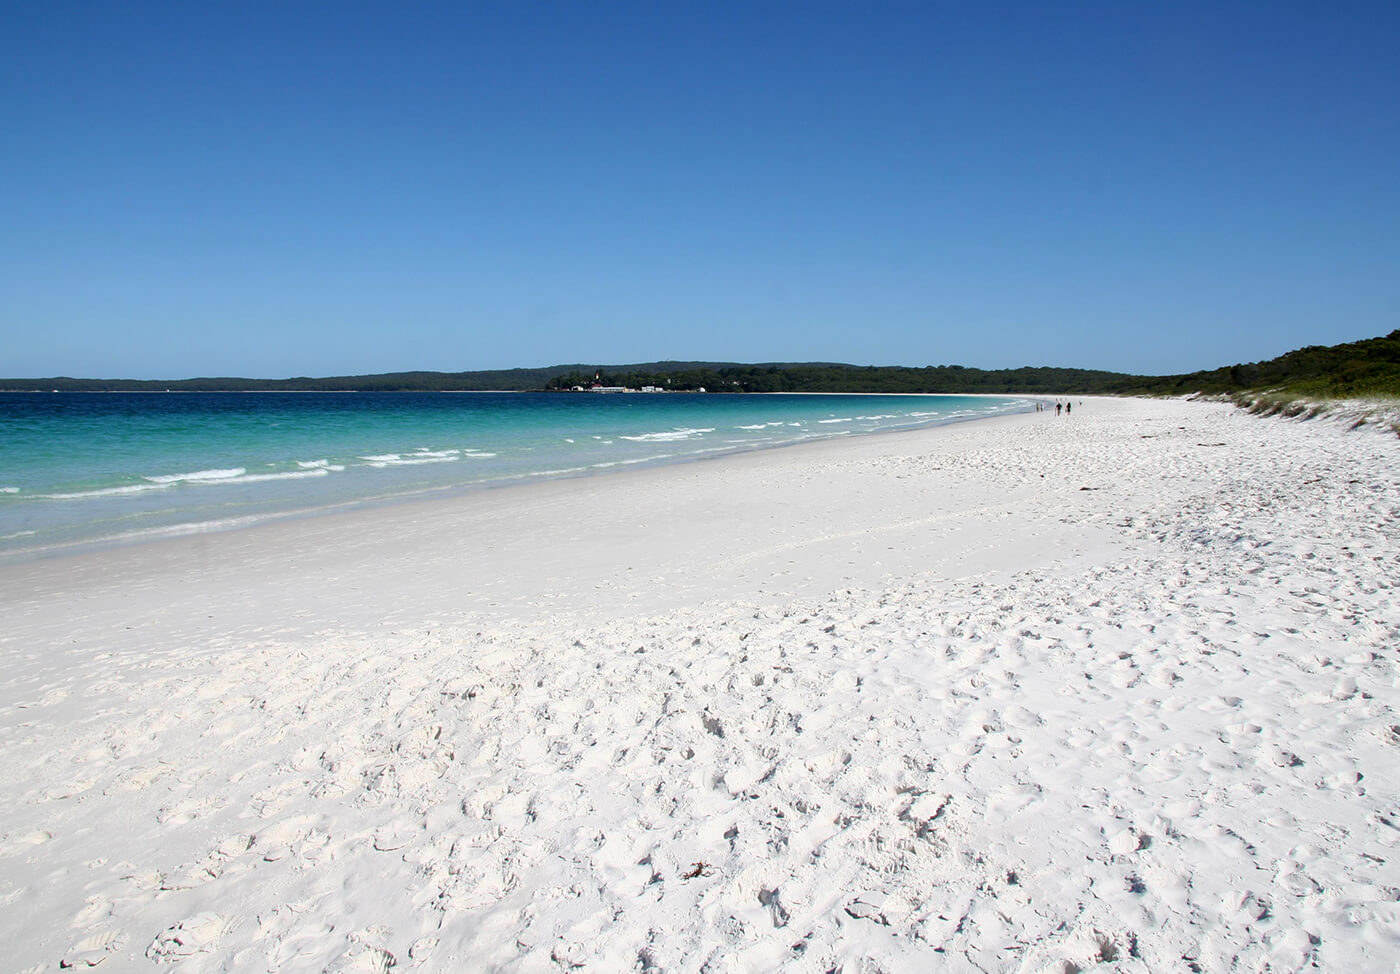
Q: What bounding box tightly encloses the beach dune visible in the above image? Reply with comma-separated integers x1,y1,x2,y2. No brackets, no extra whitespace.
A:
2,396,1398,972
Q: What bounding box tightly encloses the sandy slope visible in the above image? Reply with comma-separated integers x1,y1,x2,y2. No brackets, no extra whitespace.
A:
1,397,1398,972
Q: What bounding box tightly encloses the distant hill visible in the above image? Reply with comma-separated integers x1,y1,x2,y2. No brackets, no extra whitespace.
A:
542,362,1141,395
0,361,777,393
2,331,1396,397
1147,329,1400,399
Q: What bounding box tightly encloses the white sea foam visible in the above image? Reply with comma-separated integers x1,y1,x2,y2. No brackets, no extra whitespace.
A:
818,417,854,424
620,427,715,442
207,469,331,485
360,450,461,468
525,466,591,477
41,463,344,501
52,513,274,549
592,453,676,468
0,529,36,540
145,467,247,484
295,459,348,470
42,482,174,499
0,487,18,494
390,456,460,466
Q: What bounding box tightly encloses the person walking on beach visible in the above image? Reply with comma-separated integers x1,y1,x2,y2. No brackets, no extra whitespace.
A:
1056,402,1062,416
1066,401,1071,415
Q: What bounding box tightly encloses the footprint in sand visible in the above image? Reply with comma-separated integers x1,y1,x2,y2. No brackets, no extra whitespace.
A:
899,791,951,832
326,928,398,973
60,928,122,968
1109,827,1145,856
241,778,306,819
265,920,337,968
110,764,171,793
1266,927,1321,972
0,832,52,870
324,944,396,973
146,913,238,962
158,861,222,891
213,833,255,859
373,820,419,852
156,795,219,826
408,936,438,962
70,895,113,927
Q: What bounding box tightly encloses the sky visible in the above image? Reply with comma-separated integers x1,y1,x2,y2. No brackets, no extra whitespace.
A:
2,1,1397,379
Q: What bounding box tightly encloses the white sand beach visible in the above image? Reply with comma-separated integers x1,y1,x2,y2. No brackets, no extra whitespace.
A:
2,396,1398,972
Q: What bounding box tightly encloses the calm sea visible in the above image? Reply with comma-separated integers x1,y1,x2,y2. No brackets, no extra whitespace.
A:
0,391,1029,560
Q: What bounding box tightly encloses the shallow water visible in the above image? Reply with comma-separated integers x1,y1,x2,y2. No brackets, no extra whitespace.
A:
0,391,1029,559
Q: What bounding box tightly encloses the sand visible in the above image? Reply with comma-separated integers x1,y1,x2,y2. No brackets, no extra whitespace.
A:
1,396,1398,972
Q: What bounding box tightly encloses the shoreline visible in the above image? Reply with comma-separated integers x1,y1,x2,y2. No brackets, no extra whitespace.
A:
0,402,1056,657
3,395,1398,970
0,394,1034,568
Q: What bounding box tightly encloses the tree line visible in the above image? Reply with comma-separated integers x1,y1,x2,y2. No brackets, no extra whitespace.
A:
3,331,1396,398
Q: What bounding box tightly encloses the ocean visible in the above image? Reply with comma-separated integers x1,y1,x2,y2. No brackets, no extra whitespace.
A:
0,391,1030,561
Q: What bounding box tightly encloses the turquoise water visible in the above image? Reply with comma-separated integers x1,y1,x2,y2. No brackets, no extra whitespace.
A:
0,392,1030,560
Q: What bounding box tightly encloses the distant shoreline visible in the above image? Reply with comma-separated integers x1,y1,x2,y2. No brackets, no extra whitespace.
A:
8,329,1394,397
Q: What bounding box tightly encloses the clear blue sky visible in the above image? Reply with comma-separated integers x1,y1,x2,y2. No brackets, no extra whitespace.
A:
3,1,1397,379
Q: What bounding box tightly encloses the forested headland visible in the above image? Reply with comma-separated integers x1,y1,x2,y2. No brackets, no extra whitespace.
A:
3,330,1396,398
